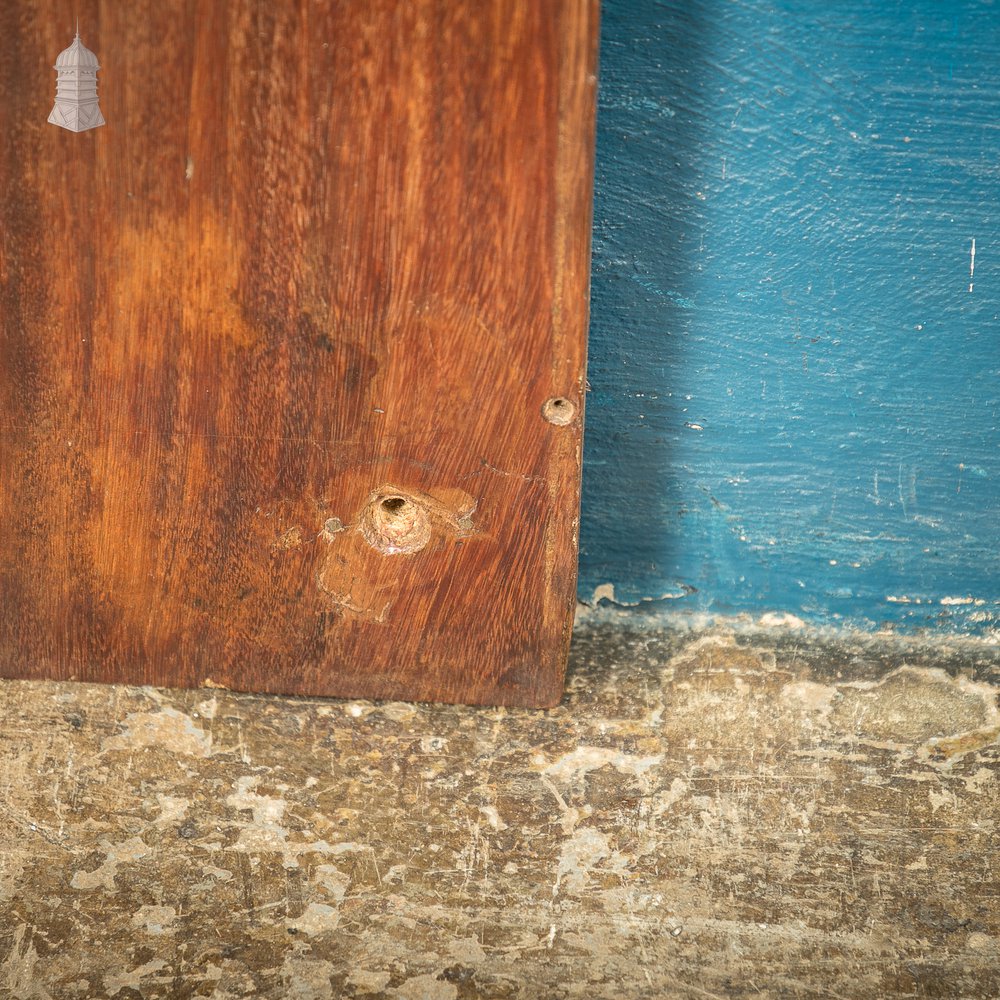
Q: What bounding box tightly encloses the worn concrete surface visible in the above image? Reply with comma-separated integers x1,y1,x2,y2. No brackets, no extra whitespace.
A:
1,619,999,999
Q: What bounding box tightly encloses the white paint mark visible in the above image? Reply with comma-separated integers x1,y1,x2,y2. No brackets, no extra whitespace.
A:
101,707,212,758
195,697,218,720
132,904,177,935
1,925,45,997
586,582,693,608
349,970,392,994
554,825,613,895
540,746,663,784
782,680,838,719
479,805,507,831
154,794,190,827
185,156,194,181
290,902,341,936
969,237,976,293
70,836,151,890
757,612,806,629
546,924,557,949
394,974,458,1000
103,959,169,997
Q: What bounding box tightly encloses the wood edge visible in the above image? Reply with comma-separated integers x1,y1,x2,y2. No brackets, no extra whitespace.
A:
537,0,600,704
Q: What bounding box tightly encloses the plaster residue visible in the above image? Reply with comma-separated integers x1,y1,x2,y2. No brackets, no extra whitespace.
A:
0,848,26,907
539,746,663,898
132,904,178,935
225,776,377,872
289,902,341,936
102,959,169,996
154,794,190,827
588,582,695,607
446,936,488,964
1,926,48,1000
757,611,807,628
102,706,212,757
555,826,615,895
393,973,458,1000
348,970,392,994
70,836,151,891
781,680,838,721
278,955,338,1000
225,776,293,856
312,864,351,902
832,666,1000,760
775,664,1000,771
189,864,234,892
479,804,507,831
924,724,1000,765
195,696,219,719
538,746,663,784
4,623,1000,998
227,775,288,826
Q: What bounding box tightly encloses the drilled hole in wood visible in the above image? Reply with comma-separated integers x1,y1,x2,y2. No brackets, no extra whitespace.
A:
542,396,576,426
362,493,431,555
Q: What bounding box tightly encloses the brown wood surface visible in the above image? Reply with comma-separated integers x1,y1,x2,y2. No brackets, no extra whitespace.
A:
0,2,598,706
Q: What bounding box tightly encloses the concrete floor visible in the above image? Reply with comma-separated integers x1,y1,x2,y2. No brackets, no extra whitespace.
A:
1,616,999,999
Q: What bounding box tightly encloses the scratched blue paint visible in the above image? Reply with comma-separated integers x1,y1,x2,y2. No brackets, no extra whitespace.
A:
579,0,1000,631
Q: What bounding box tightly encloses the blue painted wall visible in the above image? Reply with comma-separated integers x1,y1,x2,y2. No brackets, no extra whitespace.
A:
579,0,1000,631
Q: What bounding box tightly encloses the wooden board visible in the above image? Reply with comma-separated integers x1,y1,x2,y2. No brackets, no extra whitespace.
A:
0,1,598,707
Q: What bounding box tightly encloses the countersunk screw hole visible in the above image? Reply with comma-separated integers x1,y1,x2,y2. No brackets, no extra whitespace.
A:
362,492,431,555
542,396,576,426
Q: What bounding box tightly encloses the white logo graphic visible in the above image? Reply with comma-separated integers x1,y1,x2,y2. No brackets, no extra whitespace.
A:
49,24,105,132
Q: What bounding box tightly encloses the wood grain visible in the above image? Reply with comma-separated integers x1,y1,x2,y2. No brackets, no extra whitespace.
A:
0,1,599,706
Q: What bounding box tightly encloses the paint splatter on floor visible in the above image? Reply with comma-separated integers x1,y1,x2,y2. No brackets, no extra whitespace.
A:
1,621,999,998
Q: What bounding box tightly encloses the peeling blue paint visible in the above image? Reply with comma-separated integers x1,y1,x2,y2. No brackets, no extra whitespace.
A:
579,0,1000,632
